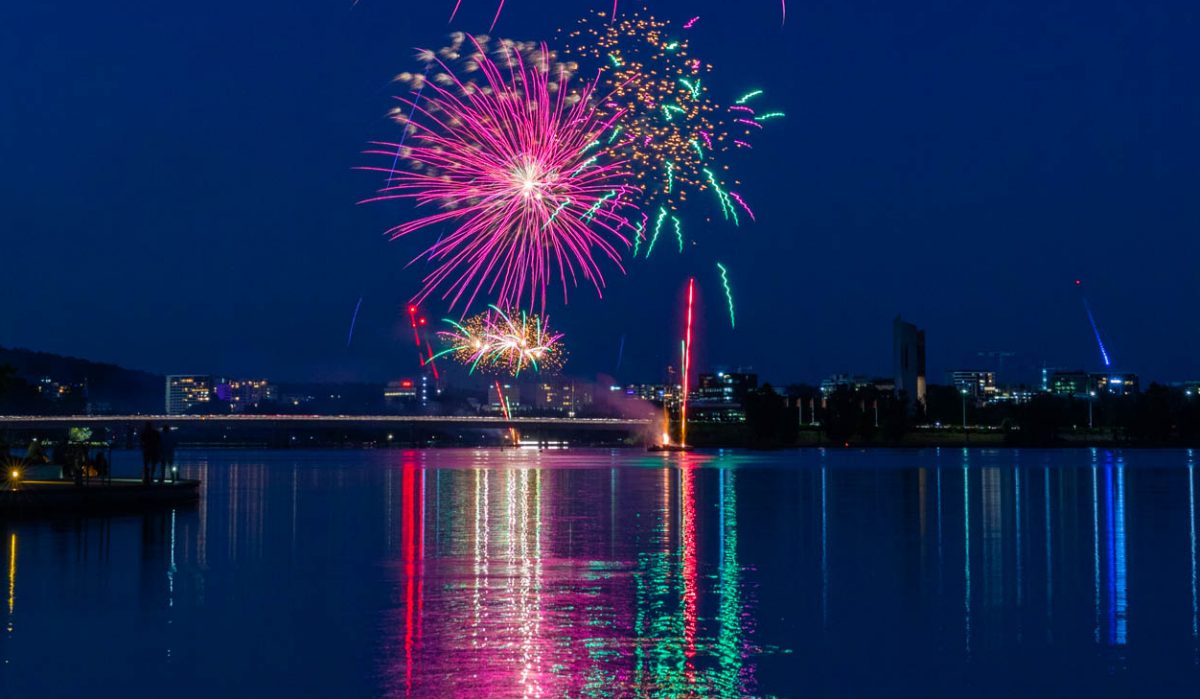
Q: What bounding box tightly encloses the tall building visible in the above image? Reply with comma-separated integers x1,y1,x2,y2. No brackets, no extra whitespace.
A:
165,375,212,415
893,316,927,410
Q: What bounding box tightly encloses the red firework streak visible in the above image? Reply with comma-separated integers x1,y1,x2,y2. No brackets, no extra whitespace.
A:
494,380,518,445
681,278,695,446
407,305,440,382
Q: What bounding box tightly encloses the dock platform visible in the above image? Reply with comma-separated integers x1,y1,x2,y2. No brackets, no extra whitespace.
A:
0,478,200,514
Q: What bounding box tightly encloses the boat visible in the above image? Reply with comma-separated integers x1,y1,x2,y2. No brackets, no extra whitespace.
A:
647,443,693,453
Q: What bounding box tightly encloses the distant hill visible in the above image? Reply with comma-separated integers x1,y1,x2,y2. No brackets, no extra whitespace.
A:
0,346,163,413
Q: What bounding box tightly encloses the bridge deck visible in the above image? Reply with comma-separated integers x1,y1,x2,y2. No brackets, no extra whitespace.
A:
0,414,652,429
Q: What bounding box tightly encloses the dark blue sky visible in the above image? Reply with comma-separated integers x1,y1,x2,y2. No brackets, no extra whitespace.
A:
2,0,1197,386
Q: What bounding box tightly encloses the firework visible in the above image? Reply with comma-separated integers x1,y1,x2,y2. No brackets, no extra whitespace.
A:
681,277,695,445
559,8,781,252
392,33,582,94
345,297,363,347
433,306,566,375
560,10,723,213
362,35,639,313
716,262,735,328
443,2,783,32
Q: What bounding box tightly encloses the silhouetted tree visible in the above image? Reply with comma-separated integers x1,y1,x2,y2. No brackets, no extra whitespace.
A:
924,384,965,426
1012,394,1069,445
743,383,798,447
1123,383,1174,443
0,363,14,397
879,391,910,441
821,386,860,443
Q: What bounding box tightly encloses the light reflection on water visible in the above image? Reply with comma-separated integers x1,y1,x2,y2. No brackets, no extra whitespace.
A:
375,454,759,697
1,447,1200,697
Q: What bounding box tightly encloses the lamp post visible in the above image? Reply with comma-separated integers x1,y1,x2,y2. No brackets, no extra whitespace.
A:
1089,390,1096,429
961,389,968,430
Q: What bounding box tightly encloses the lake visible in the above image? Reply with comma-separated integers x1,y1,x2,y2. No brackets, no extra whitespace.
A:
1,447,1198,697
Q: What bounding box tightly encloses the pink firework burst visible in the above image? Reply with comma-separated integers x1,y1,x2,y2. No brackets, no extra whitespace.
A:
361,37,638,313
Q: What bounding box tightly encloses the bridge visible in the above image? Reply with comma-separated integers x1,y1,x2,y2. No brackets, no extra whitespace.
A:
0,414,652,430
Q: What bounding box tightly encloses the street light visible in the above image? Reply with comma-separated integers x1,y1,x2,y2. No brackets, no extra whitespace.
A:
961,389,968,430
1089,390,1096,429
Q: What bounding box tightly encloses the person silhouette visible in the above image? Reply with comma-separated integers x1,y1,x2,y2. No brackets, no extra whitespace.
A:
139,422,160,485
93,450,109,479
159,424,177,483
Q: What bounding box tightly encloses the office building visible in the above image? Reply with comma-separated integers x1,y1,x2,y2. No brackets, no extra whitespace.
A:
1048,370,1089,397
618,383,682,405
696,372,758,402
1048,370,1139,398
532,381,593,415
384,379,419,407
1093,373,1138,396
893,316,927,410
165,375,212,415
488,383,521,413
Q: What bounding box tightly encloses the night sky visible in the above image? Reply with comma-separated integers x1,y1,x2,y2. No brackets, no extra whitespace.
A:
2,0,1197,386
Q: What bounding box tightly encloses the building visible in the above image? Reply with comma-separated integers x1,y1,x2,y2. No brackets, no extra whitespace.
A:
1040,366,1064,392
684,371,758,424
618,383,681,404
696,372,758,402
488,383,521,413
1048,370,1089,397
1093,373,1139,396
214,378,276,412
165,375,212,415
819,373,893,397
688,399,747,423
384,379,419,408
1048,370,1139,398
893,316,927,410
948,370,997,403
36,377,79,402
532,381,592,415
990,388,1036,404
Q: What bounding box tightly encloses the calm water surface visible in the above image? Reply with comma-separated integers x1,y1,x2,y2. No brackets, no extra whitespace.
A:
2,447,1200,697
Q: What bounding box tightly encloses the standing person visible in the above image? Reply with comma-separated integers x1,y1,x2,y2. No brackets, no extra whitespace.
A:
159,424,177,483
93,450,109,479
139,422,160,485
